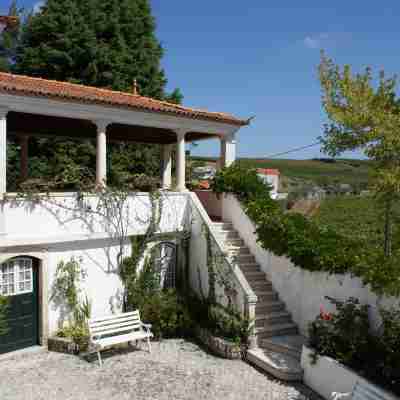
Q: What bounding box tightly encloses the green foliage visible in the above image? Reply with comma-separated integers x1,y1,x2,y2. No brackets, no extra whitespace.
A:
319,53,400,258
140,289,193,339
212,163,272,203
213,165,400,296
308,297,400,395
52,258,91,350
0,296,9,336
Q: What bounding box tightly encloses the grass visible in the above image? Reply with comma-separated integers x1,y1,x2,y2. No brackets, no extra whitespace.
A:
193,157,373,188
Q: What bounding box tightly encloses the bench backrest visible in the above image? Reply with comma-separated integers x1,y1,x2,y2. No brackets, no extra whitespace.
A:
88,310,142,340
353,381,395,400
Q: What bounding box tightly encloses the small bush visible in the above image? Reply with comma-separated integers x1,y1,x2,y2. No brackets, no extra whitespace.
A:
0,296,9,336
308,297,400,395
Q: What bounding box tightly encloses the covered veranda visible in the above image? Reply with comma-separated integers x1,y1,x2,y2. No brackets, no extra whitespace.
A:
0,72,249,195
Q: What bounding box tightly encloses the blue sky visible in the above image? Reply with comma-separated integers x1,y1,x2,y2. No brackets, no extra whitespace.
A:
2,1,400,158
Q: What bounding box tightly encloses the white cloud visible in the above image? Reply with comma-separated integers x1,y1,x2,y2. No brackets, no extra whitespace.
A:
303,33,329,49
33,1,44,14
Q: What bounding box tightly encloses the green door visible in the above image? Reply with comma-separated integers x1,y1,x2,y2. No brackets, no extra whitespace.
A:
0,258,39,354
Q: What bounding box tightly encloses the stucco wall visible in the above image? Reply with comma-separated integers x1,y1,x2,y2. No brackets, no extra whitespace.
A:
222,194,399,335
193,190,222,220
2,192,187,242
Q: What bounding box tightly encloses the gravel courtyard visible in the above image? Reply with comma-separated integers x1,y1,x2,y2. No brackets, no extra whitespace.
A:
0,340,319,400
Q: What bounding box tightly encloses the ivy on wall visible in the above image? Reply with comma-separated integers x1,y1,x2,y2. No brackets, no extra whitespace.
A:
212,164,400,298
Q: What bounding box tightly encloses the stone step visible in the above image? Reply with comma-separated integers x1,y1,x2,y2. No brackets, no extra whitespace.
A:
238,263,262,272
213,222,233,230
248,281,273,292
256,322,298,339
264,310,292,326
215,230,239,239
226,246,250,255
242,270,265,280
261,335,305,361
235,253,257,264
255,291,278,303
256,300,285,314
224,238,244,247
246,348,303,382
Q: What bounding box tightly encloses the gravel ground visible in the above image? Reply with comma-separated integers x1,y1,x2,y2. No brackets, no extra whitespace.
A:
0,340,320,400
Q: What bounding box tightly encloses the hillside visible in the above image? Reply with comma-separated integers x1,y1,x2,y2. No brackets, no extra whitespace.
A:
193,157,373,190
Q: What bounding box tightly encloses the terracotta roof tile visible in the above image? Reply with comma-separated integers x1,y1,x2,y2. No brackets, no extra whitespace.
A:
257,168,280,176
0,72,249,126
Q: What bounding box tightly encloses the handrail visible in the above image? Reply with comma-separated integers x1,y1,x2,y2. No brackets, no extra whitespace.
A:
188,192,258,305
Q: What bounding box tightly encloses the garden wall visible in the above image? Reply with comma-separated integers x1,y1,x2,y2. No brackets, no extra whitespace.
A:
222,194,399,335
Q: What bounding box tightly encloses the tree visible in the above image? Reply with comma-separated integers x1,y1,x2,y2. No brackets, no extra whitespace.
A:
319,52,400,257
15,0,181,101
0,0,21,72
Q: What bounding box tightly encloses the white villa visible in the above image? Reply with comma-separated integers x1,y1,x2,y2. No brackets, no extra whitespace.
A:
0,71,396,390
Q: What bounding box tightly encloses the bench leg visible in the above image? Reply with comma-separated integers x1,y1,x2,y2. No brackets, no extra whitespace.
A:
97,351,103,367
146,337,151,354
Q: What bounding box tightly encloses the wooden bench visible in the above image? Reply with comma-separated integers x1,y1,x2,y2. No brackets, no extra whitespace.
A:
88,310,153,366
332,380,396,400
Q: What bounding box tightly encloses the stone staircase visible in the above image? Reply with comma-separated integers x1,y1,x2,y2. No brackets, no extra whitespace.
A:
213,221,305,382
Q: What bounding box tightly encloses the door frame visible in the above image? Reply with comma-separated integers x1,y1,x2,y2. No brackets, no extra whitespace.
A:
0,250,49,348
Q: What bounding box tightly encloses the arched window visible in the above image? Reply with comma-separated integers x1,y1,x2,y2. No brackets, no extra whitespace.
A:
0,257,33,296
151,242,177,289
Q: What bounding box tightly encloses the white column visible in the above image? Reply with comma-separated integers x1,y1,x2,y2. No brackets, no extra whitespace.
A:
224,132,237,167
20,135,29,181
175,129,187,192
218,137,227,171
162,144,172,190
95,120,109,186
0,109,8,196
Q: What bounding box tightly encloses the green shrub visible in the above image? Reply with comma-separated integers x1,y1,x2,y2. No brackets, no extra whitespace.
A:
211,163,272,203
0,296,9,336
308,297,400,395
140,289,193,339
213,164,400,297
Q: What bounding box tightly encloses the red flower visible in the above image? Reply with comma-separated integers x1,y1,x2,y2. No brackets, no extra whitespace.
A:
320,305,332,321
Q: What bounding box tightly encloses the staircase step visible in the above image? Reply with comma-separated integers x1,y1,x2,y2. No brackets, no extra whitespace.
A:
247,348,303,381
264,310,292,326
256,322,298,339
249,281,273,291
256,300,285,314
216,230,239,239
255,291,278,302
235,254,256,263
213,222,233,230
226,246,250,255
224,238,244,247
241,270,265,280
239,263,261,272
261,335,305,361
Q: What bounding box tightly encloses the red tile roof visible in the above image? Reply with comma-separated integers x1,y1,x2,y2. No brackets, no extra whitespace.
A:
0,72,249,126
257,168,280,176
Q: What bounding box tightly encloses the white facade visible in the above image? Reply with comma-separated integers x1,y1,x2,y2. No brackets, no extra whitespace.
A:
257,172,279,199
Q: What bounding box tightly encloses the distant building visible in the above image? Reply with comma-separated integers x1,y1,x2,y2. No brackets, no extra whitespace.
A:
256,168,280,199
193,165,216,180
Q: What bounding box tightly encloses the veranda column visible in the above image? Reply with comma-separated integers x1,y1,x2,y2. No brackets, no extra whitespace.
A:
95,120,109,186
0,108,8,196
175,129,187,192
162,144,172,190
19,135,29,181
223,132,236,167
218,137,227,171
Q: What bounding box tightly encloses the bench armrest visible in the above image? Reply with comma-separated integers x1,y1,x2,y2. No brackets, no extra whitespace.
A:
141,322,152,332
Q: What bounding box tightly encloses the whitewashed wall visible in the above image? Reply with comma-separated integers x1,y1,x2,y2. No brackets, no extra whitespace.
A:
46,239,129,334
222,194,399,335
2,192,187,243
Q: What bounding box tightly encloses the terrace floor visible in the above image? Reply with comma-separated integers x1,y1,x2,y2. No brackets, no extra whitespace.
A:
0,339,320,400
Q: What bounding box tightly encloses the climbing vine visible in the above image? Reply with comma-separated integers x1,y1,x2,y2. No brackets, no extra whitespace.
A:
0,296,9,336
